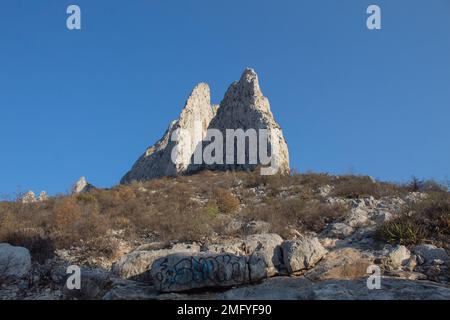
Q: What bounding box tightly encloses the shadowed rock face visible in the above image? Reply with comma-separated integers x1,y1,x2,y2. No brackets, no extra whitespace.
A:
121,68,290,184
121,83,215,183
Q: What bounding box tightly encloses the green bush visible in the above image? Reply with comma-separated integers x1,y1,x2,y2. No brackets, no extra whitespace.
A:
376,192,450,246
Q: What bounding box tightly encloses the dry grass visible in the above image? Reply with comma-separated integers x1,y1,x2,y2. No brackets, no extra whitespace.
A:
242,198,347,237
331,175,409,199
1,170,445,263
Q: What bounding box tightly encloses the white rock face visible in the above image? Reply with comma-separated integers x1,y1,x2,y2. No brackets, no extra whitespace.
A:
191,68,290,175
0,243,32,279
20,191,36,204
121,83,215,183
72,177,94,194
121,68,290,183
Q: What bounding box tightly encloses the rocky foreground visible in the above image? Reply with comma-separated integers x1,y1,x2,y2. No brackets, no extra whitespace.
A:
1,181,449,300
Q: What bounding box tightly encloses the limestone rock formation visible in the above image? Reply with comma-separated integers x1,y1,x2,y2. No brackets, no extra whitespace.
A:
121,83,215,183
38,191,48,202
20,191,36,204
281,237,327,274
121,68,290,183
191,68,290,175
72,177,95,194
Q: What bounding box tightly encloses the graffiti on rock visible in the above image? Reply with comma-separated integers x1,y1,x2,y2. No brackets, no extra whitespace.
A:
154,254,248,290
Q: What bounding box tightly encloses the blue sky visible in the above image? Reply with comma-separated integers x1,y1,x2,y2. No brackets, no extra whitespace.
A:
0,0,449,196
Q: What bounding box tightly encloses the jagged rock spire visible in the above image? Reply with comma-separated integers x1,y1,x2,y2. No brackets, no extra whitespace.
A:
120,83,215,183
195,68,290,174
121,68,290,183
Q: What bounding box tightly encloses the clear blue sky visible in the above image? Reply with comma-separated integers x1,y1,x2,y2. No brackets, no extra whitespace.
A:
1,0,449,196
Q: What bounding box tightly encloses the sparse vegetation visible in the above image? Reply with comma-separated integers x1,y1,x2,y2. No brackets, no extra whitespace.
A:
331,175,408,199
243,198,347,237
376,191,450,247
1,171,448,263
213,187,240,214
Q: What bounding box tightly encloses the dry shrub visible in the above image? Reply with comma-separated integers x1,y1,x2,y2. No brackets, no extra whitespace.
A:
406,177,448,193
2,171,444,259
243,197,347,236
213,188,240,214
332,175,407,199
291,172,336,189
51,197,109,248
84,237,122,260
4,229,55,264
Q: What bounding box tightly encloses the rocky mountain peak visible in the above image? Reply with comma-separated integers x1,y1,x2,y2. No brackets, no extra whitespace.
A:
121,68,290,183
238,67,262,96
121,83,215,183
178,82,214,131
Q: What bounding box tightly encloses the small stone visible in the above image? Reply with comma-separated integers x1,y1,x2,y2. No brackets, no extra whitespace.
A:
387,245,411,270
413,245,449,265
346,208,369,227
318,185,333,197
374,211,393,224
433,259,445,266
417,255,425,265
72,177,95,194
426,266,442,282
327,223,354,239
404,255,417,272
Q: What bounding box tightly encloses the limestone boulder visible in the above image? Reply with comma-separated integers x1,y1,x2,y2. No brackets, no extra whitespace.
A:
0,243,32,279
281,237,327,274
111,243,200,281
305,248,373,281
151,253,250,292
121,83,215,183
386,245,411,270
413,245,449,265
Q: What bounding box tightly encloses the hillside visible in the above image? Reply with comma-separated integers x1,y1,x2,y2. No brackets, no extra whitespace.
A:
1,171,449,299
